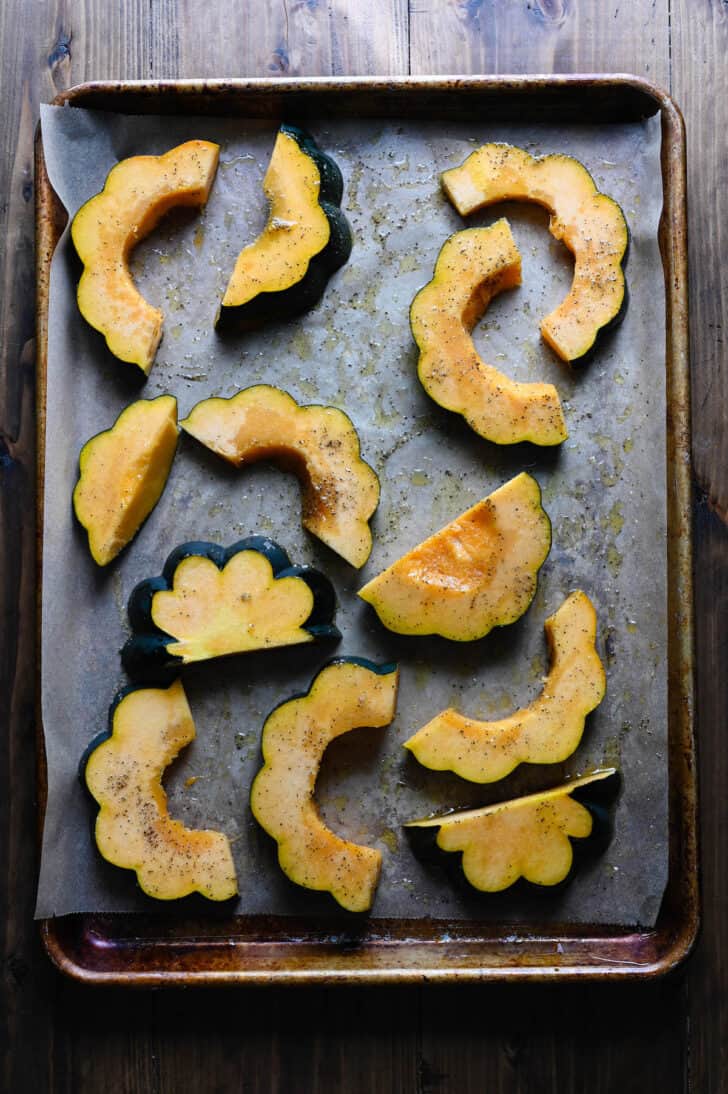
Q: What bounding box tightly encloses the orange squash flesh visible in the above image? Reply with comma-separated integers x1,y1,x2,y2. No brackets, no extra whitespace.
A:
181,386,379,567
441,144,628,362
406,768,615,891
405,591,606,782
71,140,220,373
412,220,567,445
358,472,551,641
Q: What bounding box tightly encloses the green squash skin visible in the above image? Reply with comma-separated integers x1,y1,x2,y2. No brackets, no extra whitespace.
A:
216,125,353,332
121,536,341,684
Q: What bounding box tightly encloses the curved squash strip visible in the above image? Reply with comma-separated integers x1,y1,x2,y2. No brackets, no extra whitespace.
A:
71,140,220,373
406,769,615,891
250,659,399,912
122,537,340,682
73,395,178,565
405,591,605,782
217,125,352,329
84,680,237,901
441,144,629,362
412,221,567,446
181,386,380,567
358,472,551,641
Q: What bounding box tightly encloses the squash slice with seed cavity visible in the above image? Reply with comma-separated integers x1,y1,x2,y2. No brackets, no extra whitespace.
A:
217,125,352,329
181,385,379,567
441,144,629,362
121,536,340,682
406,769,616,891
71,140,220,373
73,395,179,566
250,659,399,912
412,220,567,445
405,591,605,782
83,679,237,901
358,472,551,641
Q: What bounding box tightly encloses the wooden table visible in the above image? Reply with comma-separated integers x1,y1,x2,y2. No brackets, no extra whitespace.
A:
2,3,725,1090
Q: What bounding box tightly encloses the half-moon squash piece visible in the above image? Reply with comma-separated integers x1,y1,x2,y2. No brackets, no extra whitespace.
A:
441,144,629,362
412,220,567,445
73,395,179,565
358,472,551,640
83,679,237,901
122,536,340,682
71,140,220,373
250,658,400,912
406,768,616,891
217,124,352,330
405,591,605,782
181,386,379,568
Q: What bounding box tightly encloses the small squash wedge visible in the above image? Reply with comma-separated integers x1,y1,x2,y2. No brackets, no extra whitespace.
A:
217,124,352,330
71,140,220,373
250,658,399,912
405,591,605,782
412,220,567,445
181,386,379,567
358,472,551,641
122,536,340,682
83,679,237,901
441,144,629,362
73,395,179,565
406,768,616,891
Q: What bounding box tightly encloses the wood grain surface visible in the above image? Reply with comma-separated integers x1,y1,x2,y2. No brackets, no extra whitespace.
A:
2,2,726,1091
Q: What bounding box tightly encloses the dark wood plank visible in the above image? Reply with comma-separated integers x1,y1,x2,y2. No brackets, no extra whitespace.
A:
409,0,669,82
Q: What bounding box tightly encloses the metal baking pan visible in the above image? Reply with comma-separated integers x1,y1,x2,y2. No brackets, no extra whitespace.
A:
35,75,696,983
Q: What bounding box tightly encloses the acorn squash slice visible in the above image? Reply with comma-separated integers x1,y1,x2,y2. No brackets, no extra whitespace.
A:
73,395,178,566
406,768,616,891
250,659,399,912
71,140,220,374
441,144,629,362
83,679,237,901
405,591,605,782
181,386,379,568
412,220,567,446
121,536,340,682
217,124,352,330
358,472,551,640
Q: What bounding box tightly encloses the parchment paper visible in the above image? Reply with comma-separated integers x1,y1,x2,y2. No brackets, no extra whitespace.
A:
36,103,667,925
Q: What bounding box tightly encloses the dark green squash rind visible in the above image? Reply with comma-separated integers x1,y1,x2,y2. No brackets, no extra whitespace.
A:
216,126,352,332
121,536,341,683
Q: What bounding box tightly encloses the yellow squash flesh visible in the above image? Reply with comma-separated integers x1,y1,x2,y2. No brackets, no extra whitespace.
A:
250,660,400,912
441,144,628,362
406,769,615,891
358,472,551,640
412,220,567,445
85,680,237,901
151,549,317,664
73,395,178,565
221,130,330,308
181,386,379,567
405,591,605,782
72,140,220,373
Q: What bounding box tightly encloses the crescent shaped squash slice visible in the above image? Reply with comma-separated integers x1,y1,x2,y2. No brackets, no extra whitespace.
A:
406,769,616,891
441,144,629,362
217,124,352,330
71,140,220,373
358,472,551,641
73,395,179,565
411,220,567,446
250,659,399,912
405,591,605,782
121,536,340,682
83,679,237,901
181,386,379,567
